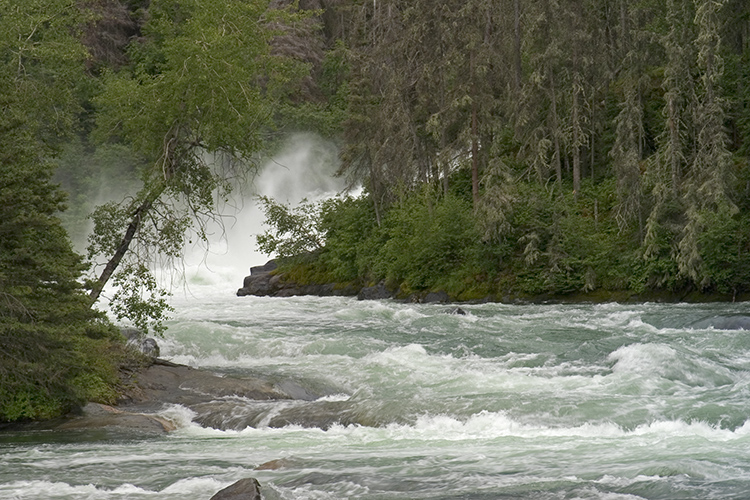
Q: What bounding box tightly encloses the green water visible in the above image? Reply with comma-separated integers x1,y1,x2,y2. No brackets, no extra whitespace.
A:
2,293,750,499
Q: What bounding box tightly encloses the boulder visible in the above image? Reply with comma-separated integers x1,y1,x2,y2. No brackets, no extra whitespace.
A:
357,281,393,300
446,307,467,315
209,478,261,500
121,327,160,358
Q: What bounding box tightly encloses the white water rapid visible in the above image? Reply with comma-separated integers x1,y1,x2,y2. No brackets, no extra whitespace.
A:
3,296,750,499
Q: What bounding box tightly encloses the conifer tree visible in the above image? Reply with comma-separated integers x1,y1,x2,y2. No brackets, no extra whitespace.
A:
0,0,122,421
677,0,736,285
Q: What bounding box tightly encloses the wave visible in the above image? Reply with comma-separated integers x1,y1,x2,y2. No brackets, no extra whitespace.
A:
0,476,234,499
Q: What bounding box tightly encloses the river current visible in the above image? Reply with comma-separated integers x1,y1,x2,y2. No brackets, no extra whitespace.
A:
3,284,750,499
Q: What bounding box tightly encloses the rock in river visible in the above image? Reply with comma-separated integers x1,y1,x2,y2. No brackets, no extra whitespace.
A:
209,478,262,500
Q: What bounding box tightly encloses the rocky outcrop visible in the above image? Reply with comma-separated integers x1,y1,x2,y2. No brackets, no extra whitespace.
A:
117,360,291,408
209,478,261,500
422,290,450,303
238,260,463,304
236,261,278,296
3,358,361,435
236,259,359,298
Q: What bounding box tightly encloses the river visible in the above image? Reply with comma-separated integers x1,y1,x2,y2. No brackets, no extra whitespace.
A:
3,285,750,499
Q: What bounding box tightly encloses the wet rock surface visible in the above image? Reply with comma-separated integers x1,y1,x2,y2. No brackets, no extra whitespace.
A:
357,281,394,300
2,359,352,435
118,360,290,408
56,403,177,434
209,478,262,500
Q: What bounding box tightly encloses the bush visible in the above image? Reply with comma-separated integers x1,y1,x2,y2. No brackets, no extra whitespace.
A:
374,190,480,291
698,205,750,294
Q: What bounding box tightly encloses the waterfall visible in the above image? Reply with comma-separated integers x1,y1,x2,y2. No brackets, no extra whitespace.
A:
179,133,346,290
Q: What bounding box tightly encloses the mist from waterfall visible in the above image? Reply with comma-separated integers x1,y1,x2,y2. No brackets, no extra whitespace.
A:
179,133,347,291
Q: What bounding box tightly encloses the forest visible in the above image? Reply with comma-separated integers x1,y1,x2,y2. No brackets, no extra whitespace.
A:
1,0,750,421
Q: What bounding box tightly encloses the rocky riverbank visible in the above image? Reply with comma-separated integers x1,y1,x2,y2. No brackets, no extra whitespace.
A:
237,259,750,305
236,259,457,303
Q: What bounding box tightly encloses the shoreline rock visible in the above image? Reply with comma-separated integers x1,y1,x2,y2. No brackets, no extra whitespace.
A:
55,402,178,434
237,259,359,298
0,359,336,436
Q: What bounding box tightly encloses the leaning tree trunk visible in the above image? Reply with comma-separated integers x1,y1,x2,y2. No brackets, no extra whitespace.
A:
88,184,166,305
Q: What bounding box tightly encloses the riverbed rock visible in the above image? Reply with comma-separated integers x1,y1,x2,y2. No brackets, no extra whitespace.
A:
209,478,261,500
56,403,177,434
118,361,291,408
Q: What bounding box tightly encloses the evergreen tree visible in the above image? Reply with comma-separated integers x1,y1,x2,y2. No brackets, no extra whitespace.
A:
677,0,737,285
0,0,125,422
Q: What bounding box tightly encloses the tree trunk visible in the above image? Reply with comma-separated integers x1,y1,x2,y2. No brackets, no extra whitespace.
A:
572,84,581,197
514,0,523,93
471,102,480,208
549,68,562,187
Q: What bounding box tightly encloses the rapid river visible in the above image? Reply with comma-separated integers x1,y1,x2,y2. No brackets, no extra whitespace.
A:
3,285,750,499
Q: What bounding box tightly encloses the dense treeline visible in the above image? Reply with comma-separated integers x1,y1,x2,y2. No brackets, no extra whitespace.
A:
267,0,750,300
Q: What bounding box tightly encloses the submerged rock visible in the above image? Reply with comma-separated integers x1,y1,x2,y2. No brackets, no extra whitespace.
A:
209,478,261,500
255,458,295,470
689,315,750,330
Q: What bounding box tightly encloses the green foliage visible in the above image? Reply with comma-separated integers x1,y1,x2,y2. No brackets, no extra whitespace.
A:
697,205,750,294
85,0,312,331
0,128,125,422
110,263,173,336
316,195,379,282
0,0,90,148
375,191,480,291
256,196,325,258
